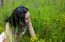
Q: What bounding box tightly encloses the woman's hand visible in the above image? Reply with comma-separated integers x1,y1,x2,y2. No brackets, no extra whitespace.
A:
1,32,6,42
2,36,6,42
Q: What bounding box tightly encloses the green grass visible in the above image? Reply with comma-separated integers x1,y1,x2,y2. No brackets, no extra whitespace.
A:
0,0,65,42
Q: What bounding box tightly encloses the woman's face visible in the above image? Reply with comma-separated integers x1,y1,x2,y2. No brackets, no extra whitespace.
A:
25,11,30,24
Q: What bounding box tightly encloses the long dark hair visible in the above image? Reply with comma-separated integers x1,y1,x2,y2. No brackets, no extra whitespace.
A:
11,6,29,27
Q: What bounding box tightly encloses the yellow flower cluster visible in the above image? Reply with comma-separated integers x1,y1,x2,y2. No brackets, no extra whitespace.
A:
31,35,37,42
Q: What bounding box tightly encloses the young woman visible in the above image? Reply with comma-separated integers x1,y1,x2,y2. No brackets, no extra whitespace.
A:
5,6,37,42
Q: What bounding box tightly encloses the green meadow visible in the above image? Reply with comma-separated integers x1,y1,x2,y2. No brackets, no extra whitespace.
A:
0,0,65,42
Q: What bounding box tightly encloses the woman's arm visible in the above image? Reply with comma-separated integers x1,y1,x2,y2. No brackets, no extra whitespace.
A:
27,17,37,41
27,18,37,41
25,12,37,41
27,18,36,37
5,22,13,42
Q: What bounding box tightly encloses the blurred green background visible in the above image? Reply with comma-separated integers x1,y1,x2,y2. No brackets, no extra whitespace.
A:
0,0,65,42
